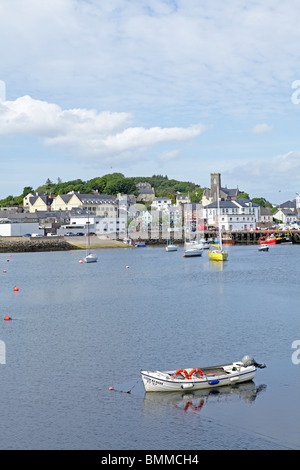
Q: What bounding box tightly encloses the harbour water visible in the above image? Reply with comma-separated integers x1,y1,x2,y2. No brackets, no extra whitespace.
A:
0,244,299,450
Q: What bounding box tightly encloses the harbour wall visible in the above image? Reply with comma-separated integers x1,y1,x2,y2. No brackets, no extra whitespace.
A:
120,229,300,245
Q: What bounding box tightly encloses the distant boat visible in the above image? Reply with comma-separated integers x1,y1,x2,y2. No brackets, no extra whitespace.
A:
134,241,146,247
222,235,235,245
257,234,276,245
166,241,178,252
258,244,269,252
183,232,202,257
122,237,135,246
83,212,98,263
208,189,228,262
83,253,98,263
183,246,203,257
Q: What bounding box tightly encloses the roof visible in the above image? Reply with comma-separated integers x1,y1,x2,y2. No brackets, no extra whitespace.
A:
279,200,296,208
221,187,239,197
204,198,259,209
72,193,117,205
29,195,54,205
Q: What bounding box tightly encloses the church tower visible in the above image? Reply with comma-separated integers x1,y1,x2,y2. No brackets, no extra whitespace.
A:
210,173,221,202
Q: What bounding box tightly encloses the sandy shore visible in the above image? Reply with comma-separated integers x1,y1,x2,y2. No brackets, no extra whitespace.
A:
68,236,132,249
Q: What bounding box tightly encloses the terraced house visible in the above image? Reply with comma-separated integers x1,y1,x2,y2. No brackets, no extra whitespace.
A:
54,191,118,217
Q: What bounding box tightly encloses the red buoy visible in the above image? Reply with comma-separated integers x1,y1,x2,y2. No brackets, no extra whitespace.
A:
13,286,19,292
4,316,11,321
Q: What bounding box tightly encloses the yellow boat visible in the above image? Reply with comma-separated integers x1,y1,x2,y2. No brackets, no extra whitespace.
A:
208,244,228,261
208,187,229,262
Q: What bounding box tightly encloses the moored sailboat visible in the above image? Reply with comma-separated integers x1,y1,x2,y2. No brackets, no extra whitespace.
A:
83,212,98,263
208,189,228,262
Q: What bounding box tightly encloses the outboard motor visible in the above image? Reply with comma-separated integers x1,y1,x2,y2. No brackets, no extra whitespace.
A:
242,355,266,369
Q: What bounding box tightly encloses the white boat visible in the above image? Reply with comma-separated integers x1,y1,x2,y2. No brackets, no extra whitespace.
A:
141,356,266,393
258,244,269,252
183,246,203,257
166,242,178,252
83,253,98,263
183,225,203,257
83,212,98,263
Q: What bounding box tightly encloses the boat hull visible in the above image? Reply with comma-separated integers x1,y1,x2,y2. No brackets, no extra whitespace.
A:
258,238,276,245
208,250,228,261
183,250,203,257
258,245,269,252
166,245,178,252
83,254,98,263
141,362,256,392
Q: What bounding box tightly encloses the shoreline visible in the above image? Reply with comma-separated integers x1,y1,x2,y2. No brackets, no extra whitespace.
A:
0,236,130,253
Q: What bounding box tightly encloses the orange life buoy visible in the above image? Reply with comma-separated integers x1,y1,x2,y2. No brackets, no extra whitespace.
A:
188,368,203,379
173,369,190,379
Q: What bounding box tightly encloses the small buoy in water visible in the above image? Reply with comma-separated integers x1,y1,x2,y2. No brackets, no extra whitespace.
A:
79,260,83,264
109,387,114,391
6,259,9,262
13,286,19,292
3,270,6,273
4,316,11,321
125,265,129,269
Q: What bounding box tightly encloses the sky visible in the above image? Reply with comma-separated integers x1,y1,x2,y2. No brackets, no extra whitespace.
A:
0,0,300,204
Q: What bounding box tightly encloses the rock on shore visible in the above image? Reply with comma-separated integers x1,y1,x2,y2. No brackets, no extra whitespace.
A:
0,236,131,252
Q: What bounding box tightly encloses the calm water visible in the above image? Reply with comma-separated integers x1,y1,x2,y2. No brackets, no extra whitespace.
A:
0,244,299,450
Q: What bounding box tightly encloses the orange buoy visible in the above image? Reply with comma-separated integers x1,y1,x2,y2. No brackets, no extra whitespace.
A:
109,387,114,391
4,316,11,321
13,286,19,292
3,270,6,273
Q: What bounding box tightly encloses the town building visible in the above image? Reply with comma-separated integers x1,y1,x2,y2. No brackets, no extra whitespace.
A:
203,198,260,231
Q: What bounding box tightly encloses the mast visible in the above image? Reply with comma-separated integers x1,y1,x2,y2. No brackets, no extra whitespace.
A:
86,210,90,255
217,186,223,251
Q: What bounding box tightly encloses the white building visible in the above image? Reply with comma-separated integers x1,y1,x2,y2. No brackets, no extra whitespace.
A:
203,198,260,231
0,219,42,236
151,197,172,212
273,208,297,226
57,210,126,235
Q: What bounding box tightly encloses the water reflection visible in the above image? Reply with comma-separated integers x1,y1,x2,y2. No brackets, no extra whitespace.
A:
143,382,267,415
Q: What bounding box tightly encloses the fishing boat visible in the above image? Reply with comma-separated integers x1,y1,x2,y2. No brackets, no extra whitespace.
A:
257,233,276,245
83,212,98,263
134,241,146,247
208,189,228,261
141,355,266,393
258,244,269,252
222,234,235,245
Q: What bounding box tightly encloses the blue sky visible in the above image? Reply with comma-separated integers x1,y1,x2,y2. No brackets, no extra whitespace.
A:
0,0,300,203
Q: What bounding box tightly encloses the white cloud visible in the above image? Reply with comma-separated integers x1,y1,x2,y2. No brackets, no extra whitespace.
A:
225,150,300,199
251,123,273,134
1,1,300,116
0,95,207,160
